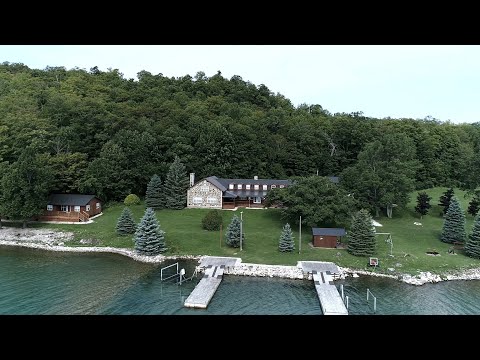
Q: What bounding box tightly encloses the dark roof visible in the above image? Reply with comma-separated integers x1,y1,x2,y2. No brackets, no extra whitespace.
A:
205,176,227,191
48,194,98,206
312,227,346,237
226,190,268,198
216,178,291,186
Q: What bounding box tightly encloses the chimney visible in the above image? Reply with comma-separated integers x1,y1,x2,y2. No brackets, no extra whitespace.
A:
254,175,258,180
189,173,195,187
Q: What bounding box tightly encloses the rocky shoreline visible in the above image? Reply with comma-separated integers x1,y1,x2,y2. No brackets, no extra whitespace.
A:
1,227,480,285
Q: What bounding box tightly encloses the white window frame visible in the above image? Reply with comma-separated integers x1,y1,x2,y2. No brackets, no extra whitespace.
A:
253,197,262,204
262,185,267,190
271,185,276,189
279,185,285,188
60,205,69,212
47,204,53,211
246,184,251,190
200,184,209,192
254,184,259,190
193,196,203,204
207,197,218,204
229,184,234,190
86,205,91,211
96,202,100,209
74,206,81,212
238,184,243,190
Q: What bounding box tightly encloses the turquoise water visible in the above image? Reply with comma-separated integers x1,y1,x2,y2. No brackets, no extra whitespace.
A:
1,245,480,315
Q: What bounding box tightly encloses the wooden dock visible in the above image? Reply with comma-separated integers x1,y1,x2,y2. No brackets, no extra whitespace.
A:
184,256,241,309
298,261,348,315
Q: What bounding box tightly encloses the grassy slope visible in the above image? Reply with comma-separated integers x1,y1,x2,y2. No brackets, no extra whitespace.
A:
11,187,480,275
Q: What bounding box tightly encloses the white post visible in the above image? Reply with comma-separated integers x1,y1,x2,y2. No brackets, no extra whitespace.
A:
240,211,243,251
341,284,344,300
374,297,377,313
367,288,369,301
345,296,349,309
299,215,302,254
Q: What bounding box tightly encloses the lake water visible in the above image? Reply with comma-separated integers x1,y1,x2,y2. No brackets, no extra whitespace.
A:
1,245,480,315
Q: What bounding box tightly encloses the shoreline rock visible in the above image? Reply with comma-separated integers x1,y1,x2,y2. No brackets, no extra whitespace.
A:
2,227,480,284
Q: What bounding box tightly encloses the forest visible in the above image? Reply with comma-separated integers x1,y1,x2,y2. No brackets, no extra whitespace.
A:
1,61,480,221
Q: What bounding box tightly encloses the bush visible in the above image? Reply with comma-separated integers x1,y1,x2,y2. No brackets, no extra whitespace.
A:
124,194,141,206
202,210,223,231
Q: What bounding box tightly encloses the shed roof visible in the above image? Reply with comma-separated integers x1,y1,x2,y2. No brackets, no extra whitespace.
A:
48,194,98,206
311,227,346,237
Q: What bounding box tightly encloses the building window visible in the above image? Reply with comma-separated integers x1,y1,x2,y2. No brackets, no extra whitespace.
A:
262,185,267,190
253,197,262,204
229,184,234,190
254,184,259,190
60,205,69,212
74,206,80,212
193,197,203,204
238,184,243,190
200,184,209,192
279,185,285,188
86,205,91,211
246,184,251,190
271,185,276,189
96,202,101,209
207,197,218,204
47,205,53,211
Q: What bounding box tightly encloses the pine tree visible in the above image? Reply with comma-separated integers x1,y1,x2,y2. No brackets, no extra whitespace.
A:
225,214,245,248
145,174,164,209
440,196,466,244
465,212,480,259
347,209,376,256
278,223,295,252
134,207,167,255
116,207,136,235
468,195,480,217
415,191,432,219
164,156,190,209
438,188,455,216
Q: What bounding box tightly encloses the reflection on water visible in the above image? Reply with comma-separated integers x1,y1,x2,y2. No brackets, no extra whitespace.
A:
1,245,480,315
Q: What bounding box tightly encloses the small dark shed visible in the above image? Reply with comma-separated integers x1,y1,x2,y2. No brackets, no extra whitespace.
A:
312,227,346,248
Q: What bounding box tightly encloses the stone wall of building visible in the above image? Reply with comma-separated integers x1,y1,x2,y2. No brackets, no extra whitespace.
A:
186,179,222,208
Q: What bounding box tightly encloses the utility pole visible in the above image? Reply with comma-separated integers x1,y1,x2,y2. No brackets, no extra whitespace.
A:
240,211,243,251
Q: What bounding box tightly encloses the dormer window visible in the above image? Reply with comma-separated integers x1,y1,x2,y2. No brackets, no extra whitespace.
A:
271,185,276,189
238,184,243,190
246,184,251,190
229,184,234,190
254,184,259,190
262,185,267,190
279,185,285,188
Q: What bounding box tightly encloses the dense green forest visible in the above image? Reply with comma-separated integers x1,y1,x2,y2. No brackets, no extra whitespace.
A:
1,61,480,220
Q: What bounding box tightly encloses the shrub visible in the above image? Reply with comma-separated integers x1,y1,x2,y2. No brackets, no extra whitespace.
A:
124,194,141,206
202,209,223,231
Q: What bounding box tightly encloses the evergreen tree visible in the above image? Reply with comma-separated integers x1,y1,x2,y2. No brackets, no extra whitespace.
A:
116,207,136,235
134,207,167,255
468,195,480,217
163,156,189,209
225,214,245,248
202,209,223,231
278,223,295,252
145,174,164,209
465,212,480,259
438,188,455,216
415,191,432,219
440,196,466,244
347,209,376,256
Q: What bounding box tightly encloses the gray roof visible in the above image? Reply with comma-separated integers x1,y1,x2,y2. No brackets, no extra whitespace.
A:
205,176,227,191
48,194,98,206
329,176,340,183
312,228,346,237
216,178,291,186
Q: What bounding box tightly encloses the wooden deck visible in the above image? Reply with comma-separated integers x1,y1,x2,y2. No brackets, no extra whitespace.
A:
298,261,348,315
184,256,241,309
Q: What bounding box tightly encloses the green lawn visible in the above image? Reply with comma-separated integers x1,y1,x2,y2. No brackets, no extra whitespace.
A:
7,187,480,275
